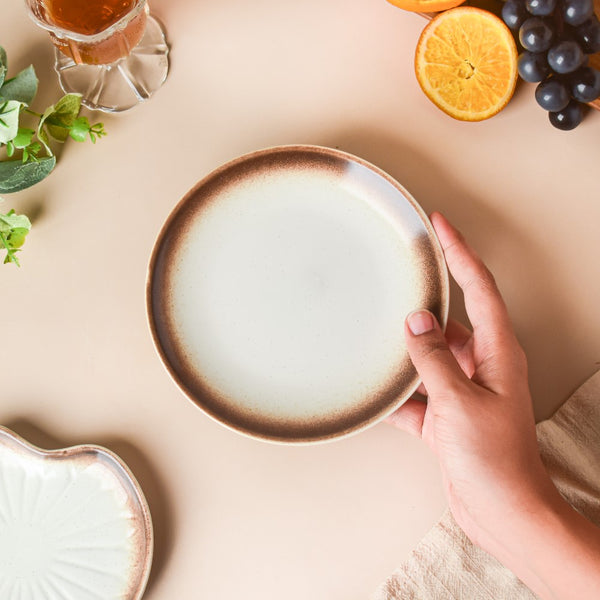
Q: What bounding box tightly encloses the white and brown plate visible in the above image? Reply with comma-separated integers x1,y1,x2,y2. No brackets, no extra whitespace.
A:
146,145,448,443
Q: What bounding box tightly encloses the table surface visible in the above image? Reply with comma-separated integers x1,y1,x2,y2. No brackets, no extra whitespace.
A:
3,0,600,598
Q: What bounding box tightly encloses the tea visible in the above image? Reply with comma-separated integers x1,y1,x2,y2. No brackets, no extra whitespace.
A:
45,0,136,35
25,0,168,112
39,0,147,65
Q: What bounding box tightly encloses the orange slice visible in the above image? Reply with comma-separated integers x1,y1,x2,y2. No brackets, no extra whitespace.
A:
386,0,465,12
415,7,518,121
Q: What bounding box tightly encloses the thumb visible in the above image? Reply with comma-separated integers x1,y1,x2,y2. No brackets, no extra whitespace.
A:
405,310,470,400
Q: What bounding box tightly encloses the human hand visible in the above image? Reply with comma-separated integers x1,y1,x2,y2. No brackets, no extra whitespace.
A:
388,212,560,578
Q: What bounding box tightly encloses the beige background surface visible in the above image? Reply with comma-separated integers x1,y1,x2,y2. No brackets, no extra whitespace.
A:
2,0,600,598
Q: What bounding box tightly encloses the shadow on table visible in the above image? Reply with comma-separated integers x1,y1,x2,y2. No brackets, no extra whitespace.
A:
319,128,586,419
3,418,175,597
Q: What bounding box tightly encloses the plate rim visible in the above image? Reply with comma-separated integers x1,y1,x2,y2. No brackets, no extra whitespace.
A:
146,144,449,444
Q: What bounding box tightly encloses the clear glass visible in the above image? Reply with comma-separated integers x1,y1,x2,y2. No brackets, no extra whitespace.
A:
24,0,169,112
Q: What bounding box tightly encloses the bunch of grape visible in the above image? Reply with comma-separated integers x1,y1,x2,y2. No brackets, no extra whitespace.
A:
502,0,600,129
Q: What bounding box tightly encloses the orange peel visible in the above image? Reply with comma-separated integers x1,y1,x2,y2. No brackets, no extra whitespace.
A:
386,0,465,13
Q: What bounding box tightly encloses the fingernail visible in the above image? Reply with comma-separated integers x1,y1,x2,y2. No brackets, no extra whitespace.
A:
407,310,435,335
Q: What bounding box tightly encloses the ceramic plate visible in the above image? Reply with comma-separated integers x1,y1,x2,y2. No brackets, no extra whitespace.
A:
147,145,448,443
0,427,153,599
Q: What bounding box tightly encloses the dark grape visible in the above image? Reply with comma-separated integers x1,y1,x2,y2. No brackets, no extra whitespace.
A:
549,100,584,129
569,66,600,102
547,40,585,74
573,15,600,53
502,0,530,30
535,78,571,110
562,0,594,26
519,18,555,52
516,0,595,130
525,0,557,16
518,51,552,81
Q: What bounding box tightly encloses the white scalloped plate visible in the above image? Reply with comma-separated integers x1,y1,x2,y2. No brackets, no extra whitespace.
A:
0,426,153,600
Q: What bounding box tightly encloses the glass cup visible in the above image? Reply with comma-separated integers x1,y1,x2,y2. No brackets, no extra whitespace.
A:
25,0,169,112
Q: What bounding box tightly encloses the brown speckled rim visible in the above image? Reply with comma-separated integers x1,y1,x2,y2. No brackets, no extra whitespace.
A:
0,426,154,600
146,145,449,445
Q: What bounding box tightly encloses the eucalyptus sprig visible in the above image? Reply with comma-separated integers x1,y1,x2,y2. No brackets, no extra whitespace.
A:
0,44,106,265
0,204,31,266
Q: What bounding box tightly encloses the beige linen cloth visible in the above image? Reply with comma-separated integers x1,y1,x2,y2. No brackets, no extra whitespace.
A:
374,369,600,600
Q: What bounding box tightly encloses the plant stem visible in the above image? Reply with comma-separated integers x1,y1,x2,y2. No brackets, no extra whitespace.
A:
0,231,17,265
23,108,43,118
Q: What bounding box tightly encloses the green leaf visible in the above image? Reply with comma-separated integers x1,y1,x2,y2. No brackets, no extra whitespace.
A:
0,47,7,69
0,46,6,89
21,142,41,163
0,232,19,265
0,66,38,105
13,127,34,149
26,141,41,158
37,122,51,154
69,116,91,142
0,100,22,144
0,208,31,267
0,155,56,193
39,93,82,143
7,226,29,248
0,210,31,232
88,122,106,144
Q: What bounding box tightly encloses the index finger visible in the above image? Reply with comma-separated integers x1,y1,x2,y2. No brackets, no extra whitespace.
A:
430,212,516,348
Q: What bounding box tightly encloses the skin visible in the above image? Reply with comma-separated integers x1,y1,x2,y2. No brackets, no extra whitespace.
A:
388,212,600,600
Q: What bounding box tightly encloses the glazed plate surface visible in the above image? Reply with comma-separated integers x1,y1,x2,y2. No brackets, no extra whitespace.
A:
147,145,448,443
0,427,153,599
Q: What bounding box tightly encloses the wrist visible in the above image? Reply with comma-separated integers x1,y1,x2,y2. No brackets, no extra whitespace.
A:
490,480,600,599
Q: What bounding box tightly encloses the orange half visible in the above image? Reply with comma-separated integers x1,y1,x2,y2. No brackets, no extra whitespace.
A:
415,7,518,121
386,0,465,12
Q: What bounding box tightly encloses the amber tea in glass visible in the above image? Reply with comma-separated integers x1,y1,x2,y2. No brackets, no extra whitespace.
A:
25,0,169,112
43,0,147,65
